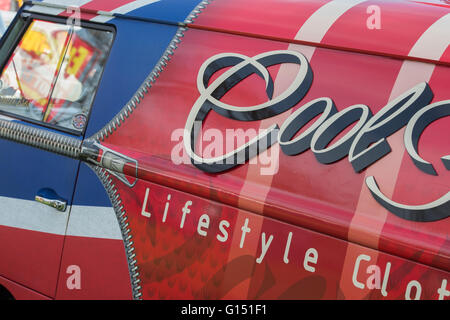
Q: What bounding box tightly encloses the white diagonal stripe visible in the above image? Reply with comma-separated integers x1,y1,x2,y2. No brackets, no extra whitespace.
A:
351,11,450,245
408,13,450,62
292,0,369,61
0,196,68,235
0,196,122,240
296,0,368,41
90,0,160,23
66,205,123,240
236,0,371,269
390,13,450,99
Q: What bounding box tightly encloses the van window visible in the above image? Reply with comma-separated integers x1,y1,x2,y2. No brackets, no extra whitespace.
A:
0,16,114,134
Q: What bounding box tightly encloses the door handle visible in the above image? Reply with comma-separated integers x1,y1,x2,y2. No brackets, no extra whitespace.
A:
35,188,67,212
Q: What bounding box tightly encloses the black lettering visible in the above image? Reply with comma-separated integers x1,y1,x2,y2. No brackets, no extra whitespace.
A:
349,82,433,173
404,100,450,175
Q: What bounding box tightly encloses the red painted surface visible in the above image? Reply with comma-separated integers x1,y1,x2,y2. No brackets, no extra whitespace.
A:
56,236,132,300
0,225,63,297
0,274,50,300
191,0,450,65
95,0,449,299
111,176,449,299
2,0,448,300
101,23,450,271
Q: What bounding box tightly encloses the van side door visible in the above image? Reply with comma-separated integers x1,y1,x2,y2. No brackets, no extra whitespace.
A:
0,11,113,298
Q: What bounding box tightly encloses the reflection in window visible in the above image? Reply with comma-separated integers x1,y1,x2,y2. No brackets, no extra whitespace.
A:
0,18,114,133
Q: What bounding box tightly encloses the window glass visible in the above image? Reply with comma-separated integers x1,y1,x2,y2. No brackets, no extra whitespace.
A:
0,18,114,133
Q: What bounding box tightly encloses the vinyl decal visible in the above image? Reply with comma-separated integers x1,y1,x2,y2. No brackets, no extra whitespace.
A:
184,50,312,173
184,50,450,222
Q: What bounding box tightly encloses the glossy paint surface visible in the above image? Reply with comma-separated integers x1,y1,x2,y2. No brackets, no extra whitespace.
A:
0,0,448,299
113,176,449,299
93,0,449,298
0,0,203,299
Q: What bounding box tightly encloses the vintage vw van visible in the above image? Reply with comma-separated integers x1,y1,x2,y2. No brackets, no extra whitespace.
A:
0,0,448,300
